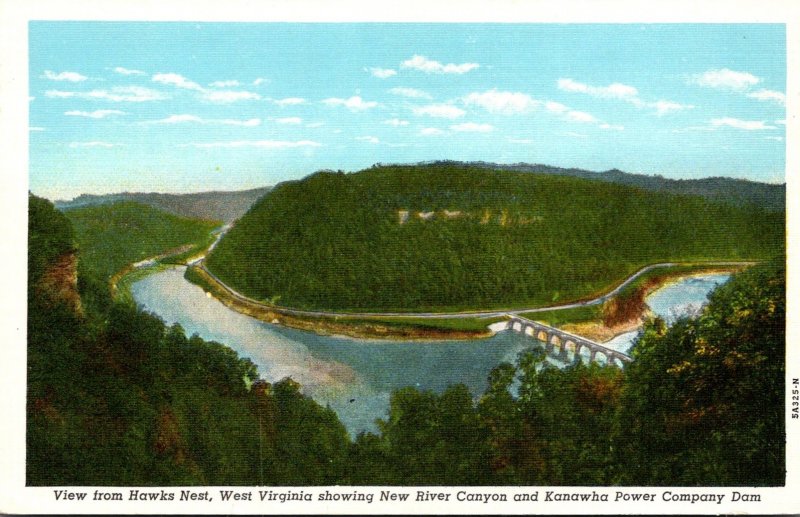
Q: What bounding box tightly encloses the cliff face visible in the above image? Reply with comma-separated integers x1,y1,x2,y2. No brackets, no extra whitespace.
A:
35,251,82,316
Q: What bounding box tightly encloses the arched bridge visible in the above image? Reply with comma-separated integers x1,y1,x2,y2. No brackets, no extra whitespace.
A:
505,315,632,367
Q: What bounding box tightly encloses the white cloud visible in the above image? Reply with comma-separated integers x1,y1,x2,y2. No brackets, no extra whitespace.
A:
368,67,397,79
401,55,479,74
43,70,87,82
557,78,638,100
652,100,694,116
599,123,624,131
747,89,786,106
389,87,432,99
419,127,444,136
765,136,784,141
690,68,760,91
776,119,786,125
711,117,776,130
46,86,166,102
202,90,261,103
545,101,568,113
210,80,241,88
566,110,597,123
450,122,494,132
151,114,205,124
307,121,325,128
253,78,269,86
182,140,321,149
671,126,716,133
356,136,380,144
65,109,126,119
29,127,46,132
45,90,76,99
322,95,378,111
219,118,261,127
113,67,146,76
69,141,118,148
147,114,260,126
276,117,303,125
383,118,409,126
558,78,691,117
273,97,306,106
153,72,205,91
412,104,465,119
463,90,539,115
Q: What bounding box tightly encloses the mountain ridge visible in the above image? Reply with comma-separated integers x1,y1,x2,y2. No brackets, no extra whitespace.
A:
205,163,784,312
402,160,785,212
54,186,272,223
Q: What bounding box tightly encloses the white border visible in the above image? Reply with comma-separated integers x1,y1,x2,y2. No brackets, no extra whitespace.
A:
1,0,797,514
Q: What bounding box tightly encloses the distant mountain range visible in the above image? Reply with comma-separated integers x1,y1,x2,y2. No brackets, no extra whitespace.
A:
55,187,272,223
53,161,785,223
413,161,785,212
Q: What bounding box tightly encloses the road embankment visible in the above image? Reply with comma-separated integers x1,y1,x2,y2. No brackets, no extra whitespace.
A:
185,265,496,340
187,260,753,342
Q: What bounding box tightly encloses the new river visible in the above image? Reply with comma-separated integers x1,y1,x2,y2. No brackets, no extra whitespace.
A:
132,269,729,435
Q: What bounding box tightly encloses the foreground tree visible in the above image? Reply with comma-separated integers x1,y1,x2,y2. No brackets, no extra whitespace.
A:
614,259,785,485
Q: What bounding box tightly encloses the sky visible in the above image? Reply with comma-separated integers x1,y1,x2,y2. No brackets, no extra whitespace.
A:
28,22,787,200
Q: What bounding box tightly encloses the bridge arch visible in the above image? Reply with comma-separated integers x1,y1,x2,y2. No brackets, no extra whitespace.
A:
505,315,632,367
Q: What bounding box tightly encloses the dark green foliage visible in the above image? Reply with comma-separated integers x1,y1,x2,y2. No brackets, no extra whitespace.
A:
345,260,784,486
27,196,350,486
64,201,220,283
28,194,785,486
28,193,75,286
614,258,785,485
207,164,784,311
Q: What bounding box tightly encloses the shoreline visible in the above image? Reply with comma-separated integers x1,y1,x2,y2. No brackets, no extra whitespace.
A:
562,268,741,343
183,262,747,342
185,265,497,341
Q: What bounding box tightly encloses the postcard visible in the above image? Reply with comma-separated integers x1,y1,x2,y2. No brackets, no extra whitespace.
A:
2,0,798,514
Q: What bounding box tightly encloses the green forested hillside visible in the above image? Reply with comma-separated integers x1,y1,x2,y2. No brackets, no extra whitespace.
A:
206,164,784,311
351,258,785,486
27,193,784,486
64,201,220,283
28,194,350,485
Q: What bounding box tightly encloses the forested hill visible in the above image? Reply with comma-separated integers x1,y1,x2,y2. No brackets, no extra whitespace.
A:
206,163,785,311
423,160,785,212
27,192,784,485
54,187,271,223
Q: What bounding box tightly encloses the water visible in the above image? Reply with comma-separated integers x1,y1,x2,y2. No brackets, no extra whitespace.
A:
132,268,541,434
131,268,728,435
603,273,730,354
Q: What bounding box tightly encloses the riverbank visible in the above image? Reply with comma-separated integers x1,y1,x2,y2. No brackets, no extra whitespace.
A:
109,231,219,304
185,261,749,341
557,265,746,342
185,265,499,340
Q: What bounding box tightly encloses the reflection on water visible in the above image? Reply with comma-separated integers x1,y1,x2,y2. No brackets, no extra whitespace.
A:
132,268,729,435
133,268,541,434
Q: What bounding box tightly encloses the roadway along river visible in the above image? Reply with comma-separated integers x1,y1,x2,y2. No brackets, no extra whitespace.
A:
131,268,729,435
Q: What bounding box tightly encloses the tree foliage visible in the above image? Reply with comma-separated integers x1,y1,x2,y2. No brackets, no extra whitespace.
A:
28,194,785,486
207,164,784,311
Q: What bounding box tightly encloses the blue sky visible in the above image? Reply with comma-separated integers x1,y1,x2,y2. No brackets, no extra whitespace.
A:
29,23,786,200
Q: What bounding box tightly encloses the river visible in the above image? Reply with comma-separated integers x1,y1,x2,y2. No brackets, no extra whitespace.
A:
131,269,729,435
